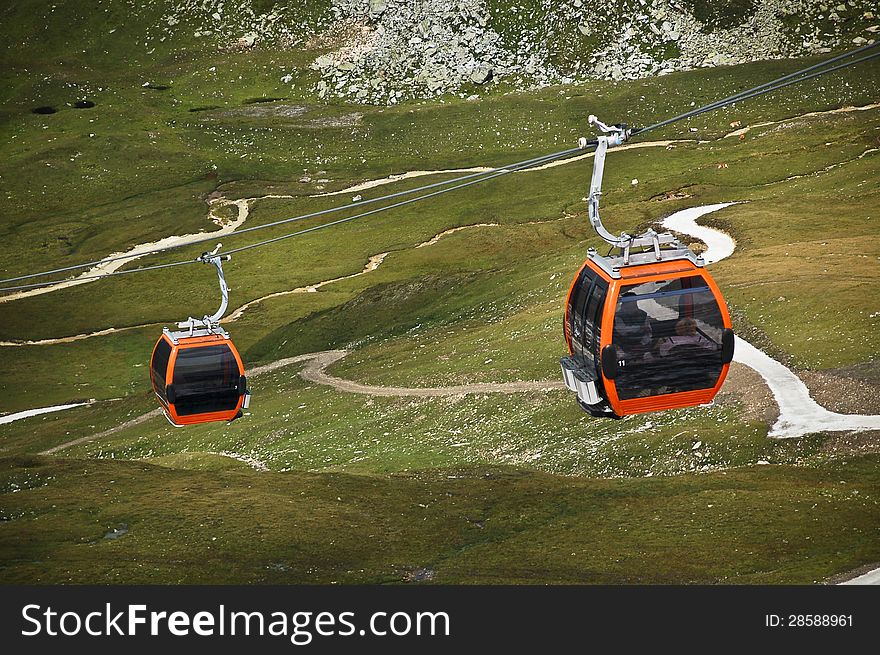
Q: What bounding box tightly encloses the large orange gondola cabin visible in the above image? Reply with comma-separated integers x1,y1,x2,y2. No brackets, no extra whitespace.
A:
562,247,734,417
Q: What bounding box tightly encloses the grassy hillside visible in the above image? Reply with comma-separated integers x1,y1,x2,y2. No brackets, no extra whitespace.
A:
2,455,878,584
0,1,878,584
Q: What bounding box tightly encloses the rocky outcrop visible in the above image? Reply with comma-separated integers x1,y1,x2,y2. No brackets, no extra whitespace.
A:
297,0,878,104
157,0,330,49
142,2,878,106
310,0,525,104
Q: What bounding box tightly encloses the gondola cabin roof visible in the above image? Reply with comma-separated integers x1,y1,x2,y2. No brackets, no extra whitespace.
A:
584,245,706,280
161,325,232,345
160,332,229,347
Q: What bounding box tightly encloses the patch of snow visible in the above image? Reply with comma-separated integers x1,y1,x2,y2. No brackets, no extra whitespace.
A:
661,202,738,265
0,402,92,425
733,337,880,438
840,567,880,585
663,202,880,439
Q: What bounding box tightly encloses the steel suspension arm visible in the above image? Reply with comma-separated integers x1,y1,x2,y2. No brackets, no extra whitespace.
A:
580,116,682,263
199,244,230,325
177,244,232,333
583,115,631,248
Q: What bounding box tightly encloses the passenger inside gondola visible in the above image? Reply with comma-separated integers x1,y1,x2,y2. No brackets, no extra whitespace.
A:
657,317,716,357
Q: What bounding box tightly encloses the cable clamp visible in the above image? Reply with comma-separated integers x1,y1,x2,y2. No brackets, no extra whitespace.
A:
198,243,231,264
588,115,631,145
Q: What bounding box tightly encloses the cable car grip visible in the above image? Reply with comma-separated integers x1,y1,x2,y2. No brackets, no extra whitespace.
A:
172,243,232,338
580,115,697,270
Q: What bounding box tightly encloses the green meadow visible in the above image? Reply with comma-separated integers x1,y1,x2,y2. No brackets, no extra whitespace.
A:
0,1,878,584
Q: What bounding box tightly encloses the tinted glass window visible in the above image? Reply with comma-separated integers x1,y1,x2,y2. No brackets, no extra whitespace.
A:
612,276,724,400
583,277,608,366
568,265,595,359
150,338,172,400
172,345,241,416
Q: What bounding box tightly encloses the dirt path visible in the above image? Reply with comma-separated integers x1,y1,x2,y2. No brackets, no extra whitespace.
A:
723,103,880,138
27,202,880,453
5,103,874,307
298,350,562,397
0,218,509,343
223,252,388,323
0,197,252,305
40,408,163,455
315,103,879,199
0,324,152,347
13,102,880,449
224,221,518,321
0,142,683,305
314,140,692,198
40,351,563,454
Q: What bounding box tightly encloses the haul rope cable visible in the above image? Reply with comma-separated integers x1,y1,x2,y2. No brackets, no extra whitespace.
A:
1,42,877,293
3,44,876,290
219,147,589,257
633,41,880,135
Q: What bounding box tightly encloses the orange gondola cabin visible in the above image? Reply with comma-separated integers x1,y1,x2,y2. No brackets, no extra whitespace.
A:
562,248,734,418
150,329,248,426
149,247,250,426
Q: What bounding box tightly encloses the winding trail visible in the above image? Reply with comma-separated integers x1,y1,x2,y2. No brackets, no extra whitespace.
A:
7,101,880,447
8,104,880,586
223,252,389,322
34,201,880,452
315,140,691,197
0,197,251,305
0,142,684,305
39,351,561,454
319,103,878,199
723,103,880,138
0,325,151,347
40,408,163,455
0,219,504,345
659,205,880,439
240,202,879,439
5,103,874,307
415,223,501,248
296,350,561,397
662,202,739,265
733,339,880,438
0,220,519,343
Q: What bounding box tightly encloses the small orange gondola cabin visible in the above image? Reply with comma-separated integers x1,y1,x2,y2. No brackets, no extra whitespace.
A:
562,247,734,418
150,328,248,426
